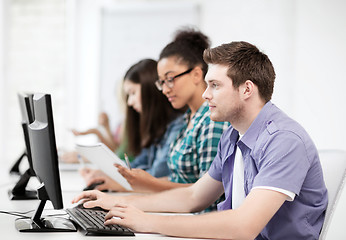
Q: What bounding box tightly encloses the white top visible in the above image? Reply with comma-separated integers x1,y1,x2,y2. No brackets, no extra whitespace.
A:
232,140,246,209
232,135,295,209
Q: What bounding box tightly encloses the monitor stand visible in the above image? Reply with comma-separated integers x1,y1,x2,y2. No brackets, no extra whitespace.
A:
9,150,26,175
8,168,37,200
15,185,76,232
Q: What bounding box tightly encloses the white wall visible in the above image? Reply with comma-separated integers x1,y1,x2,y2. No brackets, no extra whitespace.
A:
199,0,346,151
64,0,103,146
294,0,346,151
1,0,67,164
201,0,296,114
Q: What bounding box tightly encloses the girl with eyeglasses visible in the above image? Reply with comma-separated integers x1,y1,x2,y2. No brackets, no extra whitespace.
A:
115,28,230,204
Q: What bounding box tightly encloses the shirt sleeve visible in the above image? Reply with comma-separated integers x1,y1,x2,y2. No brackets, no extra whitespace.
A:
197,120,230,178
132,116,183,178
131,148,149,169
146,148,170,178
253,131,311,195
145,118,183,178
207,137,224,182
131,144,170,178
253,186,295,201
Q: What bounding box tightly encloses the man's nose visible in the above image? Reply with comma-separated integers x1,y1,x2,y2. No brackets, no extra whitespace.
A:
202,87,210,100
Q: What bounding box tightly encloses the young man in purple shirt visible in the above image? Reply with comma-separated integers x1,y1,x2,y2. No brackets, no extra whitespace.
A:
72,41,328,239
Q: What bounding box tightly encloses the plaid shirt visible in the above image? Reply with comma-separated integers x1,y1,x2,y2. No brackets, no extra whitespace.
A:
168,101,230,184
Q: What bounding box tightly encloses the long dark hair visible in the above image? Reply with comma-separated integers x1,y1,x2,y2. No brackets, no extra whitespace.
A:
124,59,181,155
159,27,210,77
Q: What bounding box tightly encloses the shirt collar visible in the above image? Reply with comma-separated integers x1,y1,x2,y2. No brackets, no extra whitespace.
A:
241,101,274,150
183,101,209,124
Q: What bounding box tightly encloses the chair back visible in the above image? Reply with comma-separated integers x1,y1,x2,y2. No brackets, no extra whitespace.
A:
318,149,346,240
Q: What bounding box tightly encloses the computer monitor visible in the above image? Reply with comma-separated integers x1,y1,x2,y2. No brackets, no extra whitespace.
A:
19,92,35,123
8,93,37,200
9,92,35,175
15,93,76,232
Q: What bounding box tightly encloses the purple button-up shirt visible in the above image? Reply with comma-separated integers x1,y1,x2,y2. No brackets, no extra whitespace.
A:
208,101,327,240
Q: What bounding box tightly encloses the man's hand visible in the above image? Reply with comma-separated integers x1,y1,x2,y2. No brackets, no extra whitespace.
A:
104,203,156,233
71,190,124,210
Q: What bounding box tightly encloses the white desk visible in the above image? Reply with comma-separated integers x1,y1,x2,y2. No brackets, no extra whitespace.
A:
0,166,204,240
6,163,346,239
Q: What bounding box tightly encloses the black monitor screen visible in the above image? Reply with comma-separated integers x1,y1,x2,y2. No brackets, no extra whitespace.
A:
29,93,63,209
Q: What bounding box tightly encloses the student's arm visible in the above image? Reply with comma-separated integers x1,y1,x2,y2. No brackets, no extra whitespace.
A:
97,112,121,151
71,127,118,152
116,165,191,193
115,121,227,193
72,173,224,213
104,188,287,240
72,113,120,152
99,128,119,152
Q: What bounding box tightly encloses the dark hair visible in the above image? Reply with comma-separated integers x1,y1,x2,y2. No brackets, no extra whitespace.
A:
159,27,210,77
123,59,181,155
203,41,276,102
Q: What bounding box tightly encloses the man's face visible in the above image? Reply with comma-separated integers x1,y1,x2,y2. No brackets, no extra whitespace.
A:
203,64,243,123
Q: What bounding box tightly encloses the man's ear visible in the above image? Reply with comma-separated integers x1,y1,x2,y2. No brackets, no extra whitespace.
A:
242,80,255,99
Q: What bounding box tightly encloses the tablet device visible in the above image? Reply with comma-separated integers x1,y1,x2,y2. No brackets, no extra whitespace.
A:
75,143,132,191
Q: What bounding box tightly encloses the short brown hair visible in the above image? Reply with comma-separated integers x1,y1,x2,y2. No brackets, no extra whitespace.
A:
203,41,275,102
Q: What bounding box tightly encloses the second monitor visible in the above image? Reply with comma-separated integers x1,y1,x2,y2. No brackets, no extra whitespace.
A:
8,92,37,200
15,93,76,232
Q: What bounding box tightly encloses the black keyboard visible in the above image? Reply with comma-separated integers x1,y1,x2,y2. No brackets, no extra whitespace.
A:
66,204,135,236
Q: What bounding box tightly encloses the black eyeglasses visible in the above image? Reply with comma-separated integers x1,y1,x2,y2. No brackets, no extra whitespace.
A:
155,68,193,91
